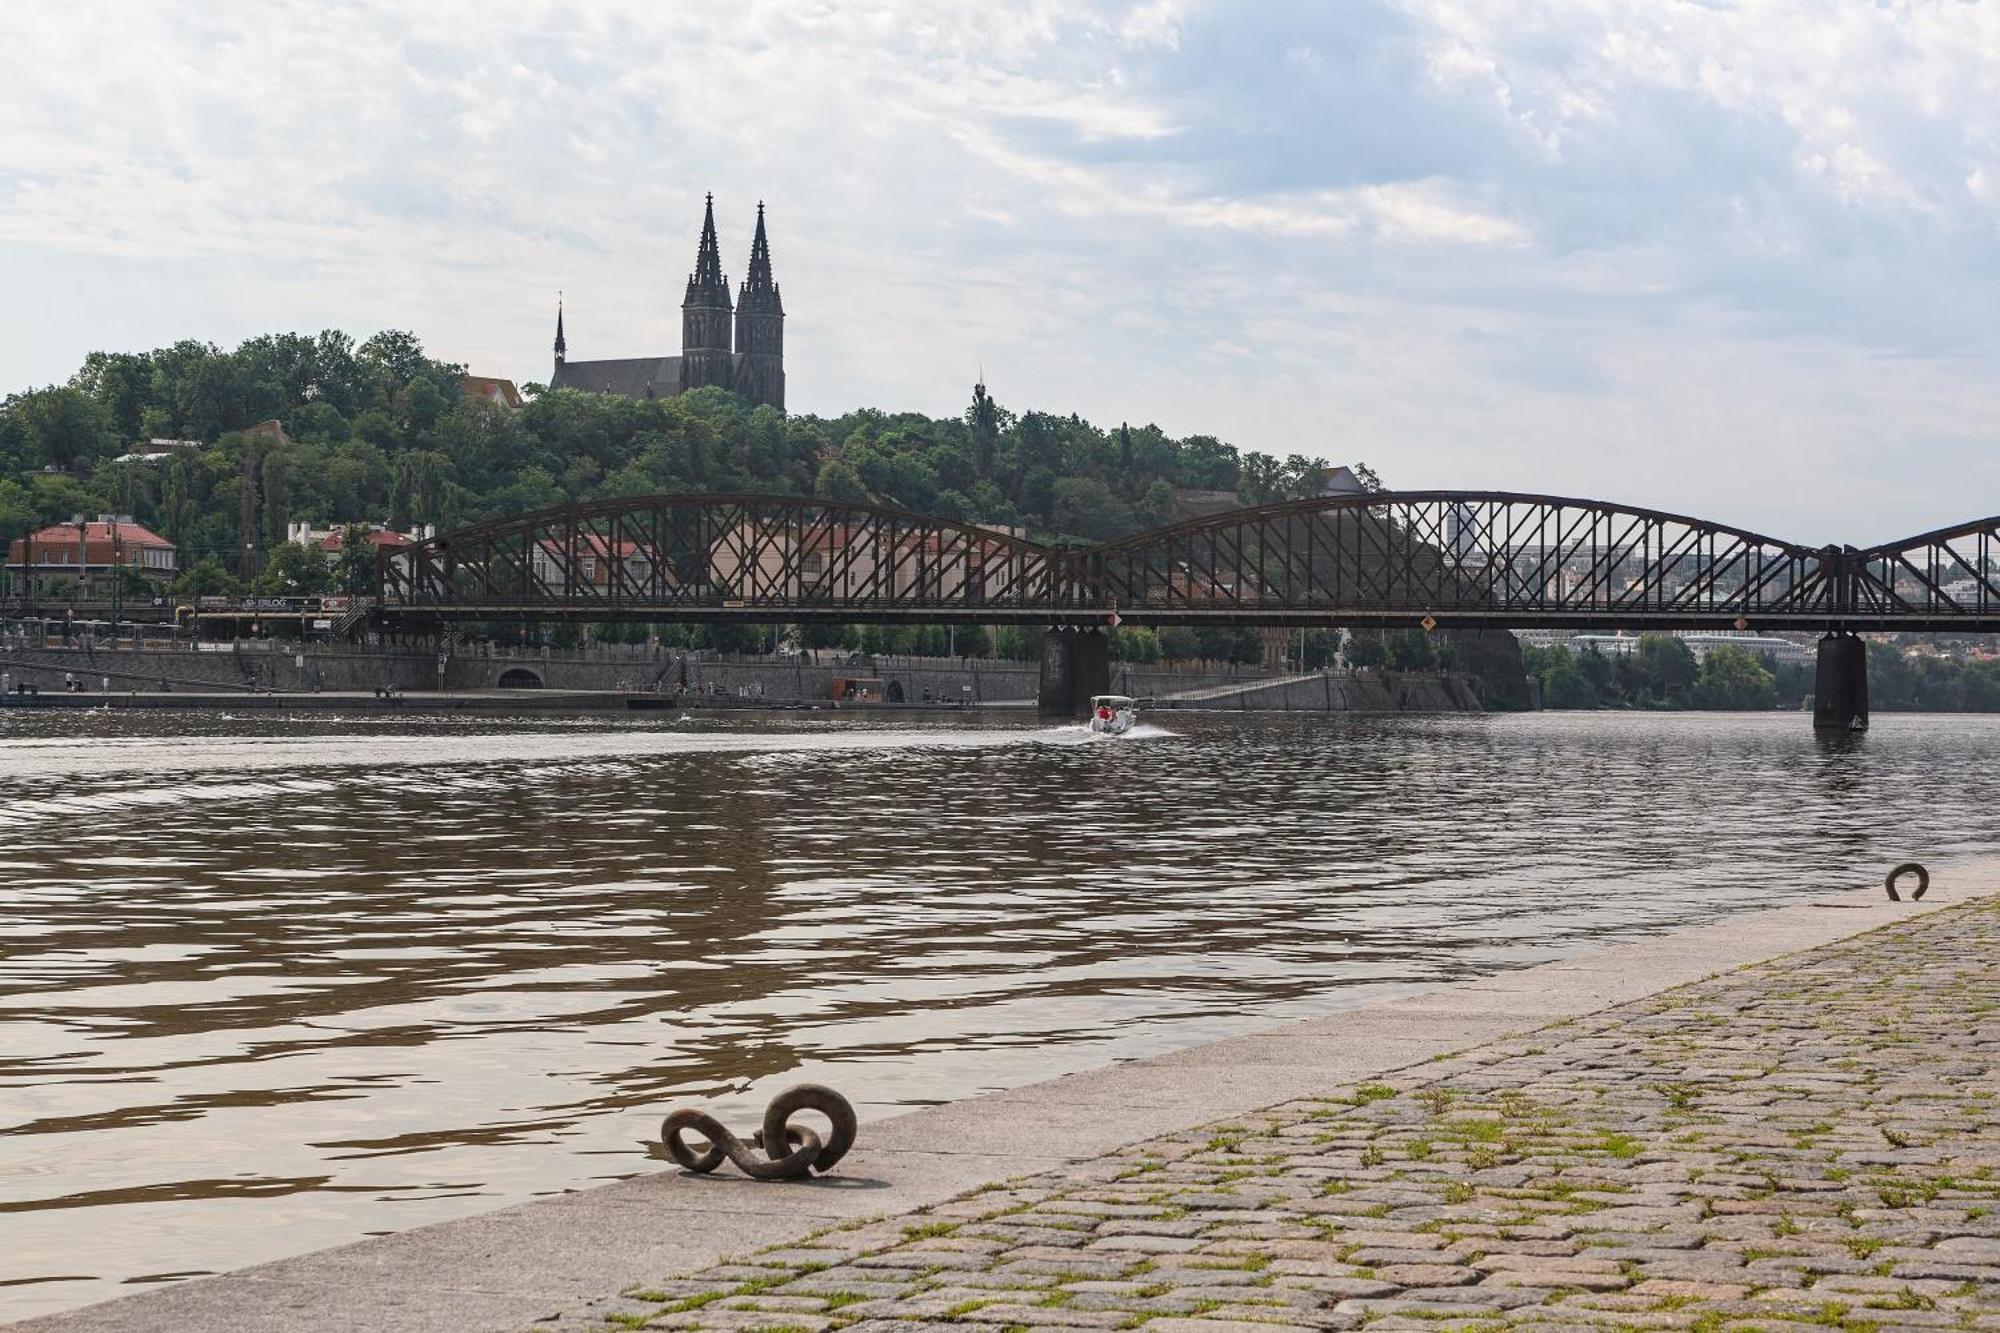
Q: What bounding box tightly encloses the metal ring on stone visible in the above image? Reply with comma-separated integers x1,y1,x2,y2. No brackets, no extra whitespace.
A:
660,1084,857,1181
1884,862,1929,902
761,1083,857,1174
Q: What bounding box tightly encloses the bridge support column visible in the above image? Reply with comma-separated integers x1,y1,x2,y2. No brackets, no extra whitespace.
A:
1813,632,1868,732
1038,627,1111,717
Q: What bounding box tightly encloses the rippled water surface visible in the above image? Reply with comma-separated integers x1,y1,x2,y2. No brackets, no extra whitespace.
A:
2,708,1996,1321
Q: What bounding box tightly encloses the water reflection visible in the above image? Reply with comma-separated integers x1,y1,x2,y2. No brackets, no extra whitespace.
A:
0,708,1994,1320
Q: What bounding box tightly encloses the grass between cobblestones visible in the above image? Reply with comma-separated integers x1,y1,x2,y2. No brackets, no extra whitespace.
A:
575,898,2000,1333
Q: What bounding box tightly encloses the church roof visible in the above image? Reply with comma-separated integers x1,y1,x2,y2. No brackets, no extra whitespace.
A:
550,356,683,397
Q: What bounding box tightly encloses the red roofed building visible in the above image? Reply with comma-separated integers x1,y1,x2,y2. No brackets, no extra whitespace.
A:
285,522,429,553
7,517,179,596
318,527,414,554
461,375,524,409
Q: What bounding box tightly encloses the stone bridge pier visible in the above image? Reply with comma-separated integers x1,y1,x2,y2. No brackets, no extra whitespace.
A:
1037,627,1111,716
1813,631,1868,731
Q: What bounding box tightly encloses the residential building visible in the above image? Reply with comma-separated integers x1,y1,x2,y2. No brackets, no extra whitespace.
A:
461,375,524,409
6,517,178,596
110,438,203,465
285,522,433,554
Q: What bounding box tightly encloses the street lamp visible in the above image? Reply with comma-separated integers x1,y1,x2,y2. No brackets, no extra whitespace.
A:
110,523,123,636
75,517,88,603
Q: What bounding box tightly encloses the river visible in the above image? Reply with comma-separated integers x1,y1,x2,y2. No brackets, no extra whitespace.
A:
1,708,1994,1322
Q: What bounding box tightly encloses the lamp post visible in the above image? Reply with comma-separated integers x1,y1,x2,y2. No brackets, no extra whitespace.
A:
110,524,123,636
75,517,89,641
75,517,88,605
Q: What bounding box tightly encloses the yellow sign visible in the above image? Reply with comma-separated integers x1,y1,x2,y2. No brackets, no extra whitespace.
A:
1420,615,1437,632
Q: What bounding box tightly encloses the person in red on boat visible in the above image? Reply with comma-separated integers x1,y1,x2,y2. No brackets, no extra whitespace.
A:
1096,703,1113,721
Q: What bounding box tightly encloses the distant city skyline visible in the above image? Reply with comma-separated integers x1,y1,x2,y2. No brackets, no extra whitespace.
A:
2,1,1998,545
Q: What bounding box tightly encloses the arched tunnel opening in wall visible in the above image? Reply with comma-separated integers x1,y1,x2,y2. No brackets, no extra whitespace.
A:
496,667,544,689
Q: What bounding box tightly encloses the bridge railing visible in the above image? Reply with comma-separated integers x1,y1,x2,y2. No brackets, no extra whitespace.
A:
1081,493,1834,623
1849,518,2000,621
375,491,2000,630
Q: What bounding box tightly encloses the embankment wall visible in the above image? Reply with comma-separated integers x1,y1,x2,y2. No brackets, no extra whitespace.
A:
0,645,1485,713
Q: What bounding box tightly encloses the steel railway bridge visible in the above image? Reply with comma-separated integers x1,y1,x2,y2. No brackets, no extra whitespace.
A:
375,491,2000,728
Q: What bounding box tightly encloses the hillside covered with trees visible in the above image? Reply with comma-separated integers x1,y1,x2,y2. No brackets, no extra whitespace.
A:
0,328,1347,583
0,328,1535,694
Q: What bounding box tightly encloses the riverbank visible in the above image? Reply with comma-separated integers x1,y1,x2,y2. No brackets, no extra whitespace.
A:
0,689,992,713
0,643,1483,713
22,861,1996,1333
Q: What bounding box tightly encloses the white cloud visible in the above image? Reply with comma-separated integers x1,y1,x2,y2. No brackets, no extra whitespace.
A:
0,0,1996,538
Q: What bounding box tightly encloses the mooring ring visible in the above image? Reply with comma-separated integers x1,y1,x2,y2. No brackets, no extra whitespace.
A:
761,1083,858,1174
1884,862,1929,902
659,1084,857,1181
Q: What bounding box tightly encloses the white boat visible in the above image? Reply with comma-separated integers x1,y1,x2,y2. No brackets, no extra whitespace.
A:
1088,694,1137,736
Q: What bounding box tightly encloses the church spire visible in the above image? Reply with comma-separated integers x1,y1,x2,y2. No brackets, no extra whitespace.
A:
687,192,728,299
733,201,785,411
738,201,784,316
553,293,566,366
744,203,773,288
682,192,734,394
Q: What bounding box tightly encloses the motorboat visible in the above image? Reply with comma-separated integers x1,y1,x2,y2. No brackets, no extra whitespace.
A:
1088,694,1137,736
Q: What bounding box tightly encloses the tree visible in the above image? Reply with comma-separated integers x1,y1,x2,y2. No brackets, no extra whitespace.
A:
1344,633,1387,668
1542,661,1596,708
175,558,242,597
1,386,117,471
256,541,330,596
331,525,377,595
1692,644,1778,709
0,478,33,547
1051,476,1135,541
259,448,292,549
815,458,868,503
1238,452,1284,505
967,382,1002,478
1157,626,1202,661
1634,634,1697,702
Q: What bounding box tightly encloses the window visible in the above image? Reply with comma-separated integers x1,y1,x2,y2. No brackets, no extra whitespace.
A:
801,552,825,577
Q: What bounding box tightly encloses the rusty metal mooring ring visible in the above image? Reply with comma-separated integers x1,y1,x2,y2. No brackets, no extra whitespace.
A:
1884,862,1930,902
661,1083,857,1181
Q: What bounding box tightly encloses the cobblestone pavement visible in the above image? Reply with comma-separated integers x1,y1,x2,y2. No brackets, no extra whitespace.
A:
589,900,2000,1333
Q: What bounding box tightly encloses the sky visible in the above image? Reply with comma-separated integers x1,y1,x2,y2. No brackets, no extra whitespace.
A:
1,0,1997,544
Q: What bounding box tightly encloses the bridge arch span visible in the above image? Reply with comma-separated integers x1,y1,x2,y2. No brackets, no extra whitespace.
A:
1850,514,2000,621
1080,490,1832,629
382,492,1066,622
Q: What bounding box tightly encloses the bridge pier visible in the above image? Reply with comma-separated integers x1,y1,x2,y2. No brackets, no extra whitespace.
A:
1813,632,1868,732
1038,628,1111,717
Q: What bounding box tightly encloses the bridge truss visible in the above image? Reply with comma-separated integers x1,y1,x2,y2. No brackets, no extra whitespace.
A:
377,492,2000,633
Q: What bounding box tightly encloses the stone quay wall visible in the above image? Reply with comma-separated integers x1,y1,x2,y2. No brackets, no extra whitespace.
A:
0,642,1486,713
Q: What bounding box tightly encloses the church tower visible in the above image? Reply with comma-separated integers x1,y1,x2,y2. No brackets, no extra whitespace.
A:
553,296,566,370
734,202,786,411
680,194,735,394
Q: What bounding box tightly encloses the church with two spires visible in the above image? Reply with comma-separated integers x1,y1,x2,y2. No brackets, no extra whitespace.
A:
549,195,785,411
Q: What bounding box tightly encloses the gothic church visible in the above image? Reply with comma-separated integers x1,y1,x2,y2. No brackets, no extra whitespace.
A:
550,195,785,411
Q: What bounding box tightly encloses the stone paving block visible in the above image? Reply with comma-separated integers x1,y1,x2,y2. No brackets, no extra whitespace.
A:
126,890,1984,1333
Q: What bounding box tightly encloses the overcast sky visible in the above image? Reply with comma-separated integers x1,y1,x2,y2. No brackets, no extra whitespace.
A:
2,0,1997,543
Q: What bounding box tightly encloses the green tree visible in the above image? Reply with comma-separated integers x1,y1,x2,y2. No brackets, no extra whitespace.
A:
815,458,868,503
174,558,242,597
1634,633,1697,703
256,541,330,596
331,525,377,595
1691,644,1778,709
1237,451,1283,505
1,386,117,471
1051,475,1135,541
1344,632,1387,668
